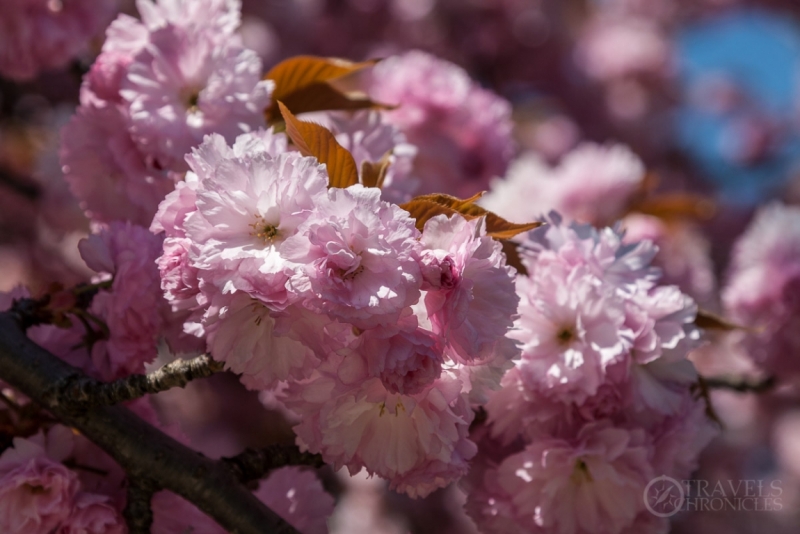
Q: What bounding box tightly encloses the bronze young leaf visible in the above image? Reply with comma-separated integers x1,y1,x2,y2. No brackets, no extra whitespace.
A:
278,101,359,189
265,56,388,123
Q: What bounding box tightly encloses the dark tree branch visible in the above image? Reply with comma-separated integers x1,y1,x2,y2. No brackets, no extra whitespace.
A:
225,444,325,485
123,478,156,534
702,375,776,393
11,280,113,330
0,311,300,534
54,354,225,408
0,165,40,201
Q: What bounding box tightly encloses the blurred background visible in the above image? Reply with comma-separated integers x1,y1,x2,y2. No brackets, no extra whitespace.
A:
3,1,800,532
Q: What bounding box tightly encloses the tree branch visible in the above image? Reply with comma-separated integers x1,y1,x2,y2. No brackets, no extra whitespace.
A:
0,311,300,534
54,354,225,408
702,375,776,393
224,444,325,485
0,165,40,202
123,478,156,534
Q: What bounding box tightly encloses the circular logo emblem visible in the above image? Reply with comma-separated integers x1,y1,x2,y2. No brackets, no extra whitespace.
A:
643,475,685,518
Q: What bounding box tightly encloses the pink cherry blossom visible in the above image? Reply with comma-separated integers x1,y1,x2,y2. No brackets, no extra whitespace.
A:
555,144,645,225
622,214,717,306
723,203,800,376
481,143,645,226
511,262,633,406
369,50,514,198
0,0,117,81
156,237,203,312
328,110,418,203
180,140,328,308
63,0,263,227
83,0,243,105
57,493,125,534
60,103,175,227
629,284,700,365
522,213,659,292
203,292,323,390
284,185,422,329
576,17,673,82
357,321,444,396
0,434,80,534
135,0,242,38
151,490,225,534
419,214,518,364
479,152,557,224
120,23,272,172
79,222,168,379
626,288,701,416
486,212,705,441
469,422,656,534
0,286,93,375
255,467,335,534
648,394,719,482
369,50,471,120
285,354,476,498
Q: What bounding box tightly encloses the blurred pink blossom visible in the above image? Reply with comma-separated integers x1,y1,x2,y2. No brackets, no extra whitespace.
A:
0,0,117,81
369,50,514,198
0,433,79,534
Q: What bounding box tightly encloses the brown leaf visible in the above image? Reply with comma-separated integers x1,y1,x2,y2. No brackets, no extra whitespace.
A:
631,192,717,221
264,56,386,122
501,240,528,276
694,309,745,331
400,193,542,238
400,193,484,231
484,215,542,240
278,101,359,189
360,151,392,188
277,84,383,122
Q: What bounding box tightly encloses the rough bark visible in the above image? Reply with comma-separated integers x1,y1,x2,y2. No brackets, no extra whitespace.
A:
0,311,301,534
55,354,225,408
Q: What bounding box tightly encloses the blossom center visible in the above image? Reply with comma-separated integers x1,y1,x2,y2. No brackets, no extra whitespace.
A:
339,265,364,281
440,256,459,289
378,401,406,417
180,86,203,112
570,459,593,484
249,214,280,243
556,327,575,345
24,483,48,495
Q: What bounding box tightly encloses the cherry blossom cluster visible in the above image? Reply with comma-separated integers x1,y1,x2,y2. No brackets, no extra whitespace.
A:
0,0,745,531
481,142,646,226
151,127,519,497
368,50,515,199
60,0,271,227
0,406,333,534
723,203,800,379
0,222,176,382
464,214,718,534
0,427,124,534
0,0,117,81
482,141,718,305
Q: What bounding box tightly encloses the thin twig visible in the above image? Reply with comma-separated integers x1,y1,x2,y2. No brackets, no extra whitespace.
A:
0,311,300,534
0,166,40,201
224,444,325,484
0,390,21,413
53,354,225,408
702,375,776,394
